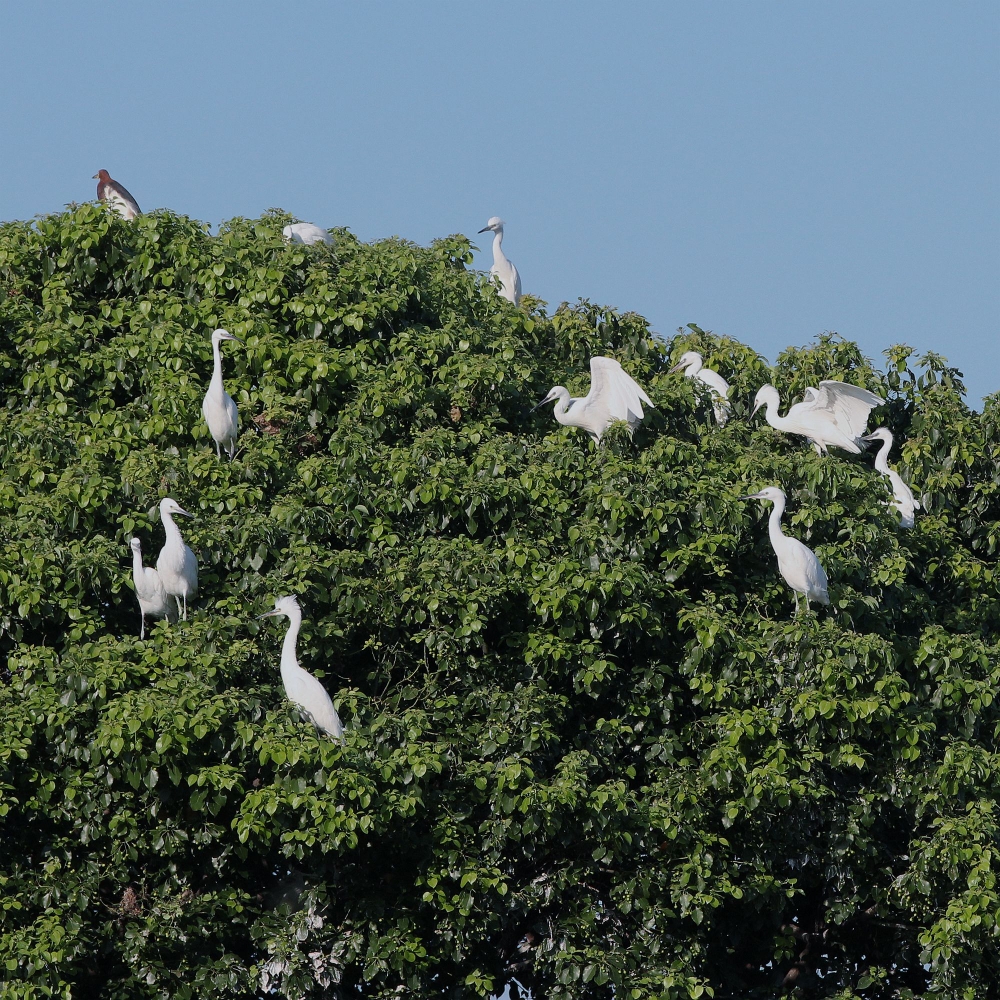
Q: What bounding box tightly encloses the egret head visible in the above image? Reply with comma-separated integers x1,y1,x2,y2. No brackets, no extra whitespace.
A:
751,384,780,418
129,537,142,554
478,217,505,234
741,486,786,505
159,497,193,519
93,169,111,182
258,595,302,621
211,328,244,346
862,427,892,447
669,351,703,375
531,386,568,412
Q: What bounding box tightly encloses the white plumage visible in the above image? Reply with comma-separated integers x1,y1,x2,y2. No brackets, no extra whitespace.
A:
669,351,731,425
129,537,174,639
259,596,344,742
201,328,242,460
155,498,198,620
743,486,830,614
534,357,653,443
282,223,334,246
478,217,521,305
863,427,920,528
752,380,883,455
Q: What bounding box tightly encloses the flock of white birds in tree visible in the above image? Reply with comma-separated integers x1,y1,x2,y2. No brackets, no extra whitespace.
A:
97,168,921,738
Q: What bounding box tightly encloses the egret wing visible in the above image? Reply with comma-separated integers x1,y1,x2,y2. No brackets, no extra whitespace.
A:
285,665,344,741
589,357,653,427
811,380,884,438
697,367,730,399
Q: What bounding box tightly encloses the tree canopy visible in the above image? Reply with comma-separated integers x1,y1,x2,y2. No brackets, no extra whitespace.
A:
0,205,997,999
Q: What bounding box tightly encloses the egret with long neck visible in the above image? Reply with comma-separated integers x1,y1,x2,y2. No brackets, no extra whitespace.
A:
742,486,829,614
863,427,920,528
259,596,344,741
752,380,883,455
202,328,243,460
155,498,198,620
477,217,521,305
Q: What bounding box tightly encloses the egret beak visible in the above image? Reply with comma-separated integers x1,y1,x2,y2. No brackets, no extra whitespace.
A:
222,333,245,345
668,362,685,374
477,226,491,234
740,492,764,500
175,506,195,518
257,608,282,620
751,401,763,418
861,434,878,442
530,394,554,412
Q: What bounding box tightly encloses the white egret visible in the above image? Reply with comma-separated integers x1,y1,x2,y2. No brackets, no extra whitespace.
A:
258,596,344,742
752,380,883,455
129,537,174,639
863,427,920,528
669,351,731,425
533,357,653,444
93,169,140,220
282,223,333,246
742,486,830,614
201,328,243,460
477,217,521,306
155,498,198,620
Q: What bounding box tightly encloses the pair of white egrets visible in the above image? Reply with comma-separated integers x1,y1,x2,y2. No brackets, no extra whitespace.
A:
129,498,198,637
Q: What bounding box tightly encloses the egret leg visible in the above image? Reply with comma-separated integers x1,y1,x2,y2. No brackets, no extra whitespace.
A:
215,441,221,460
175,596,183,620
793,592,801,616
139,612,145,640
182,594,187,621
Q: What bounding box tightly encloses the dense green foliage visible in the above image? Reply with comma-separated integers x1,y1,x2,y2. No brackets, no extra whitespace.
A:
0,204,997,999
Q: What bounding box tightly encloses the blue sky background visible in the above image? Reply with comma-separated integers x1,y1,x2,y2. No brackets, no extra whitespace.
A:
2,2,997,403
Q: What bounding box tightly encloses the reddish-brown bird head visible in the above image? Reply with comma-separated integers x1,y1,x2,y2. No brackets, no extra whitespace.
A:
94,169,111,183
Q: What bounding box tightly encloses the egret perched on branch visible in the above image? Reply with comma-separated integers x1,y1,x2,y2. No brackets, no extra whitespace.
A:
669,351,731,425
202,328,243,460
477,217,521,305
752,380,883,455
129,537,174,639
155,498,198,620
742,487,829,614
863,427,920,528
282,223,333,246
93,169,140,220
533,357,653,444
259,596,344,742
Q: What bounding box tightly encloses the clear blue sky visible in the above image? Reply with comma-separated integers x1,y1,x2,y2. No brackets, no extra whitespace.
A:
2,2,997,403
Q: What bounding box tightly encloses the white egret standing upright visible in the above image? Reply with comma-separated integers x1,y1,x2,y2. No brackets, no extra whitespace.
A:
282,223,333,246
258,596,344,742
752,380,883,455
669,351,731,425
863,427,920,528
742,486,830,614
129,537,174,639
155,498,198,620
533,357,653,444
201,329,243,460
477,217,521,305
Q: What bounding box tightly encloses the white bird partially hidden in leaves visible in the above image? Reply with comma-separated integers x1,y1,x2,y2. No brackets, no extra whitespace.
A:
282,223,333,246
201,328,243,460
129,537,174,639
477,217,521,305
742,486,830,614
752,380,883,455
533,357,653,444
863,427,920,528
93,169,141,220
259,596,344,742
155,498,198,620
669,351,731,425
